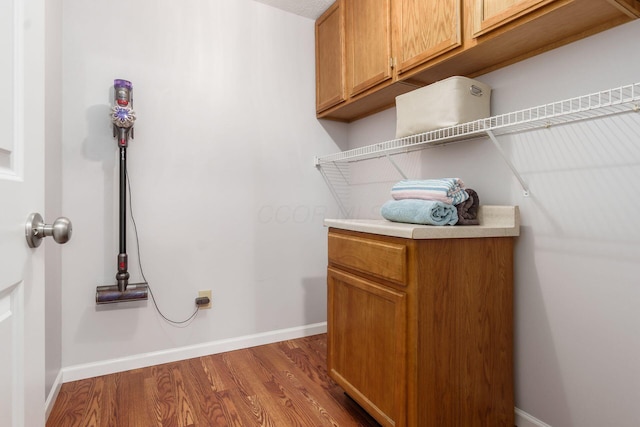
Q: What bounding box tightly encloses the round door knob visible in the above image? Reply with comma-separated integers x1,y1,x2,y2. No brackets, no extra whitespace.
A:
25,213,73,248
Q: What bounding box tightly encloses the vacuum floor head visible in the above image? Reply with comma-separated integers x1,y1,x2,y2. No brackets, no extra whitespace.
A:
96,283,149,304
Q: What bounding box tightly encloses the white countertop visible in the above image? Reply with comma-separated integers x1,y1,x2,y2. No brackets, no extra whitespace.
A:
324,205,520,239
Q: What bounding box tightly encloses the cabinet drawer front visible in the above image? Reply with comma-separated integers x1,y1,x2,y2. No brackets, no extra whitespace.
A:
328,232,407,284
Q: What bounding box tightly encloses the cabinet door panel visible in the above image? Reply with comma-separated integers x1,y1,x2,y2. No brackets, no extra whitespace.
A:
474,0,555,36
327,267,406,427
394,0,462,75
613,0,640,17
347,0,393,97
316,1,346,112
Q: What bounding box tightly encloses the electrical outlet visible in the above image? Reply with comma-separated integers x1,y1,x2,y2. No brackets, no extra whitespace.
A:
197,290,212,309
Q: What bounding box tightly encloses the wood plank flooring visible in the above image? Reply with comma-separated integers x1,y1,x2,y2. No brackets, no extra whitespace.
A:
47,334,380,427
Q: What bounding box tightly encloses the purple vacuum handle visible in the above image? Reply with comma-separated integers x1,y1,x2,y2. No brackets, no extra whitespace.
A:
112,79,135,146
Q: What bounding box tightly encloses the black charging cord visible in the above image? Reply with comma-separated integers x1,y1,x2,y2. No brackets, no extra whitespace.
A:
126,170,199,325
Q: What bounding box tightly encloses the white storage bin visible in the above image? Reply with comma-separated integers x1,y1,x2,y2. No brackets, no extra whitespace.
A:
395,76,491,138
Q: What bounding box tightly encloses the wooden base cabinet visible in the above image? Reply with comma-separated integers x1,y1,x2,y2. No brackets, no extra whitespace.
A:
327,228,515,427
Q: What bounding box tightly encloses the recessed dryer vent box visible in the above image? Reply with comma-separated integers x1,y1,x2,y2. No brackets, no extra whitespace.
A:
395,76,492,138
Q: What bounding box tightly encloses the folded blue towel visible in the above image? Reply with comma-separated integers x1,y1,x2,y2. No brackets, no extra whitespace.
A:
380,199,458,226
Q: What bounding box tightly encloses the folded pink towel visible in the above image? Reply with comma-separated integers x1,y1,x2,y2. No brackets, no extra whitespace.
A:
391,178,469,205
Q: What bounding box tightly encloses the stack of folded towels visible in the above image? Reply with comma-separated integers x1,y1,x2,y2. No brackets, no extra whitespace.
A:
381,178,480,226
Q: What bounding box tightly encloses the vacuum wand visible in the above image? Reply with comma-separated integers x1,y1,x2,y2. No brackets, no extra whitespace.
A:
116,141,128,292
96,79,148,304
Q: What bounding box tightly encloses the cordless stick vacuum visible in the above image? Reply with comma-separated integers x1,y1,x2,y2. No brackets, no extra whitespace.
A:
96,79,149,304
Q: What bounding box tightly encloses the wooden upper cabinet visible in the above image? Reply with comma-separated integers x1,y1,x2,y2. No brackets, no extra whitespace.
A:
315,0,637,121
316,1,346,113
346,0,393,97
393,0,462,76
473,0,556,36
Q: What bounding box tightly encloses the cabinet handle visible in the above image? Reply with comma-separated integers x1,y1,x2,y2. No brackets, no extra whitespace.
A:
470,85,483,97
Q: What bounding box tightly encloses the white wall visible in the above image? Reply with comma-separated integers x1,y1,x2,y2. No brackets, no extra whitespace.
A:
61,0,345,368
346,20,640,427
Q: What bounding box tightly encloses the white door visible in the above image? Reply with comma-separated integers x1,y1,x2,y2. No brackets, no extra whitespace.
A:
0,0,47,426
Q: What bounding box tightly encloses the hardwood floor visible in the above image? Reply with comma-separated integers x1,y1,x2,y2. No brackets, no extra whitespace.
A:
47,334,380,427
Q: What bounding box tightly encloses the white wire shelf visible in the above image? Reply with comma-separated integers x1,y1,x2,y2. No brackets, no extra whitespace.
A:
314,81,640,166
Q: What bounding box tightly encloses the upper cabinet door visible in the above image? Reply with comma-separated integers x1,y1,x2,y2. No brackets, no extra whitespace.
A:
474,0,556,36
316,1,346,113
393,0,462,76
346,0,393,97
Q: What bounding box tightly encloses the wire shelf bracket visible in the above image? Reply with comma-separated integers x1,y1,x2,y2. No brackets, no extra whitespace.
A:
485,130,530,196
314,81,640,197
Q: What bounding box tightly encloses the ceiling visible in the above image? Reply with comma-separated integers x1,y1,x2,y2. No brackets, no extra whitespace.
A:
253,0,334,19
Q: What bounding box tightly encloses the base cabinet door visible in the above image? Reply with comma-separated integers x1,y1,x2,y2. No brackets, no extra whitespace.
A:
327,267,407,427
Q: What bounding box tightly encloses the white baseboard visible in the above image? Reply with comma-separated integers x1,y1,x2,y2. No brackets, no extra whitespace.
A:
45,370,64,421
515,407,553,427
60,322,327,384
